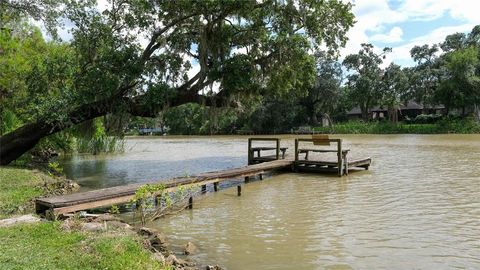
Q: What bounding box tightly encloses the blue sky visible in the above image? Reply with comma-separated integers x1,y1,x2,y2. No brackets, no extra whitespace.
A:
344,0,480,66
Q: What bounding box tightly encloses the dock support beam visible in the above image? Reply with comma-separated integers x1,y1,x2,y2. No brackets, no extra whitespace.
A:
213,182,219,192
337,139,343,177
244,176,250,183
259,173,263,180
201,184,207,194
247,138,253,165
188,197,193,209
154,195,161,207
344,153,348,175
237,185,242,196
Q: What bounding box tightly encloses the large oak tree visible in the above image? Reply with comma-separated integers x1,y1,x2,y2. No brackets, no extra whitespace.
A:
0,0,354,164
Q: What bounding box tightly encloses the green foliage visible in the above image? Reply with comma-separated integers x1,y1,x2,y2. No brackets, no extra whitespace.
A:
109,205,120,214
438,47,480,111
132,183,166,226
47,161,63,176
313,119,480,134
74,118,125,155
343,44,392,120
405,114,443,124
1,0,356,164
0,222,164,270
132,183,196,225
164,103,238,135
0,109,21,135
380,63,409,122
301,52,345,125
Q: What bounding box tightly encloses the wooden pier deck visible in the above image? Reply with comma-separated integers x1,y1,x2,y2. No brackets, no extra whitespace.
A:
35,136,372,217
36,158,294,216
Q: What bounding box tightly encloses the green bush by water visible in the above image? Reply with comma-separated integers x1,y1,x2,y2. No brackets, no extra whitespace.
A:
313,118,480,134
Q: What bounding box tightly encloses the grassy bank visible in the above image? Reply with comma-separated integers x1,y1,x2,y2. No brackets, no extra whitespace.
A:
0,166,79,219
313,119,480,134
0,167,170,270
0,222,164,270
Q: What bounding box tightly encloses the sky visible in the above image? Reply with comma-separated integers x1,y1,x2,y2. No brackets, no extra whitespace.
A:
344,0,480,66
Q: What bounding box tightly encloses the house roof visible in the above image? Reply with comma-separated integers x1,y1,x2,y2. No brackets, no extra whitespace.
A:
346,101,445,115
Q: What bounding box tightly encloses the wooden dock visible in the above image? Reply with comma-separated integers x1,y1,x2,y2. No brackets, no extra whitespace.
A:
36,158,293,216
36,136,372,217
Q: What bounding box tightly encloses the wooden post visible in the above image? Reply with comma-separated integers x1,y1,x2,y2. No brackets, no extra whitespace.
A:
337,139,343,177
259,173,263,180
344,152,348,175
275,138,280,160
247,138,252,165
294,139,299,172
294,139,299,161
201,184,207,194
154,195,161,207
244,176,250,183
237,185,242,196
188,196,193,209
213,182,219,192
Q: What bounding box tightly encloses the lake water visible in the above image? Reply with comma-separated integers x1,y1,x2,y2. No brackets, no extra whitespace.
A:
62,135,480,269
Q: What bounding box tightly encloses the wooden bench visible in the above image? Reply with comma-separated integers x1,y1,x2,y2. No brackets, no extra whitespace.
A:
251,147,288,159
248,138,288,165
294,135,355,176
294,134,372,176
298,148,349,160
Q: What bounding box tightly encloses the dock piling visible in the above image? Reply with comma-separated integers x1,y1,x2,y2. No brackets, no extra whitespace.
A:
201,184,207,194
237,185,242,196
188,196,193,209
213,182,219,192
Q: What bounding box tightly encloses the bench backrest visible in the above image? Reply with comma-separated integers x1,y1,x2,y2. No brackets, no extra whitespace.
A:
312,134,330,146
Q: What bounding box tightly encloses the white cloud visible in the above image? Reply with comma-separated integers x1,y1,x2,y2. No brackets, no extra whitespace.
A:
370,26,403,43
387,23,478,66
342,0,480,66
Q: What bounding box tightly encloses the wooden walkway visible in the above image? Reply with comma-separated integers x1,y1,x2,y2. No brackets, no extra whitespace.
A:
36,159,294,216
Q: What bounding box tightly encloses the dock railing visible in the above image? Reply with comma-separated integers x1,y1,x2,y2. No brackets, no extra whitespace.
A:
248,138,282,165
294,136,347,176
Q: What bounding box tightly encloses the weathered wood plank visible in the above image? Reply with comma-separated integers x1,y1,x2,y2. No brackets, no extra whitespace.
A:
294,158,371,168
36,158,294,212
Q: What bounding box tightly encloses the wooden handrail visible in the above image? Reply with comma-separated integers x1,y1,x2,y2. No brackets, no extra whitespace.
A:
248,138,281,164
294,138,345,176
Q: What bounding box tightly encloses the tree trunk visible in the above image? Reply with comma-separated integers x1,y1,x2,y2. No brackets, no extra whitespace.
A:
311,113,319,126
361,106,369,121
0,91,224,165
388,106,398,123
0,99,113,165
475,104,480,122
323,113,333,127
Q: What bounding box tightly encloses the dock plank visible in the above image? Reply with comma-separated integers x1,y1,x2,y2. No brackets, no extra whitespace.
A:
36,158,294,212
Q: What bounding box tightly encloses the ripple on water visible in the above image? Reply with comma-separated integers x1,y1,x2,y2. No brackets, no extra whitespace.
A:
65,135,480,269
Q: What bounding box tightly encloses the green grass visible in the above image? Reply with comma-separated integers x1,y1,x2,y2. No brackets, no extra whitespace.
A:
0,222,165,270
0,167,170,270
0,167,50,218
313,119,480,134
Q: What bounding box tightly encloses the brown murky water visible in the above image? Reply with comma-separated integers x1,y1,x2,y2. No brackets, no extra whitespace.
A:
63,135,480,269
